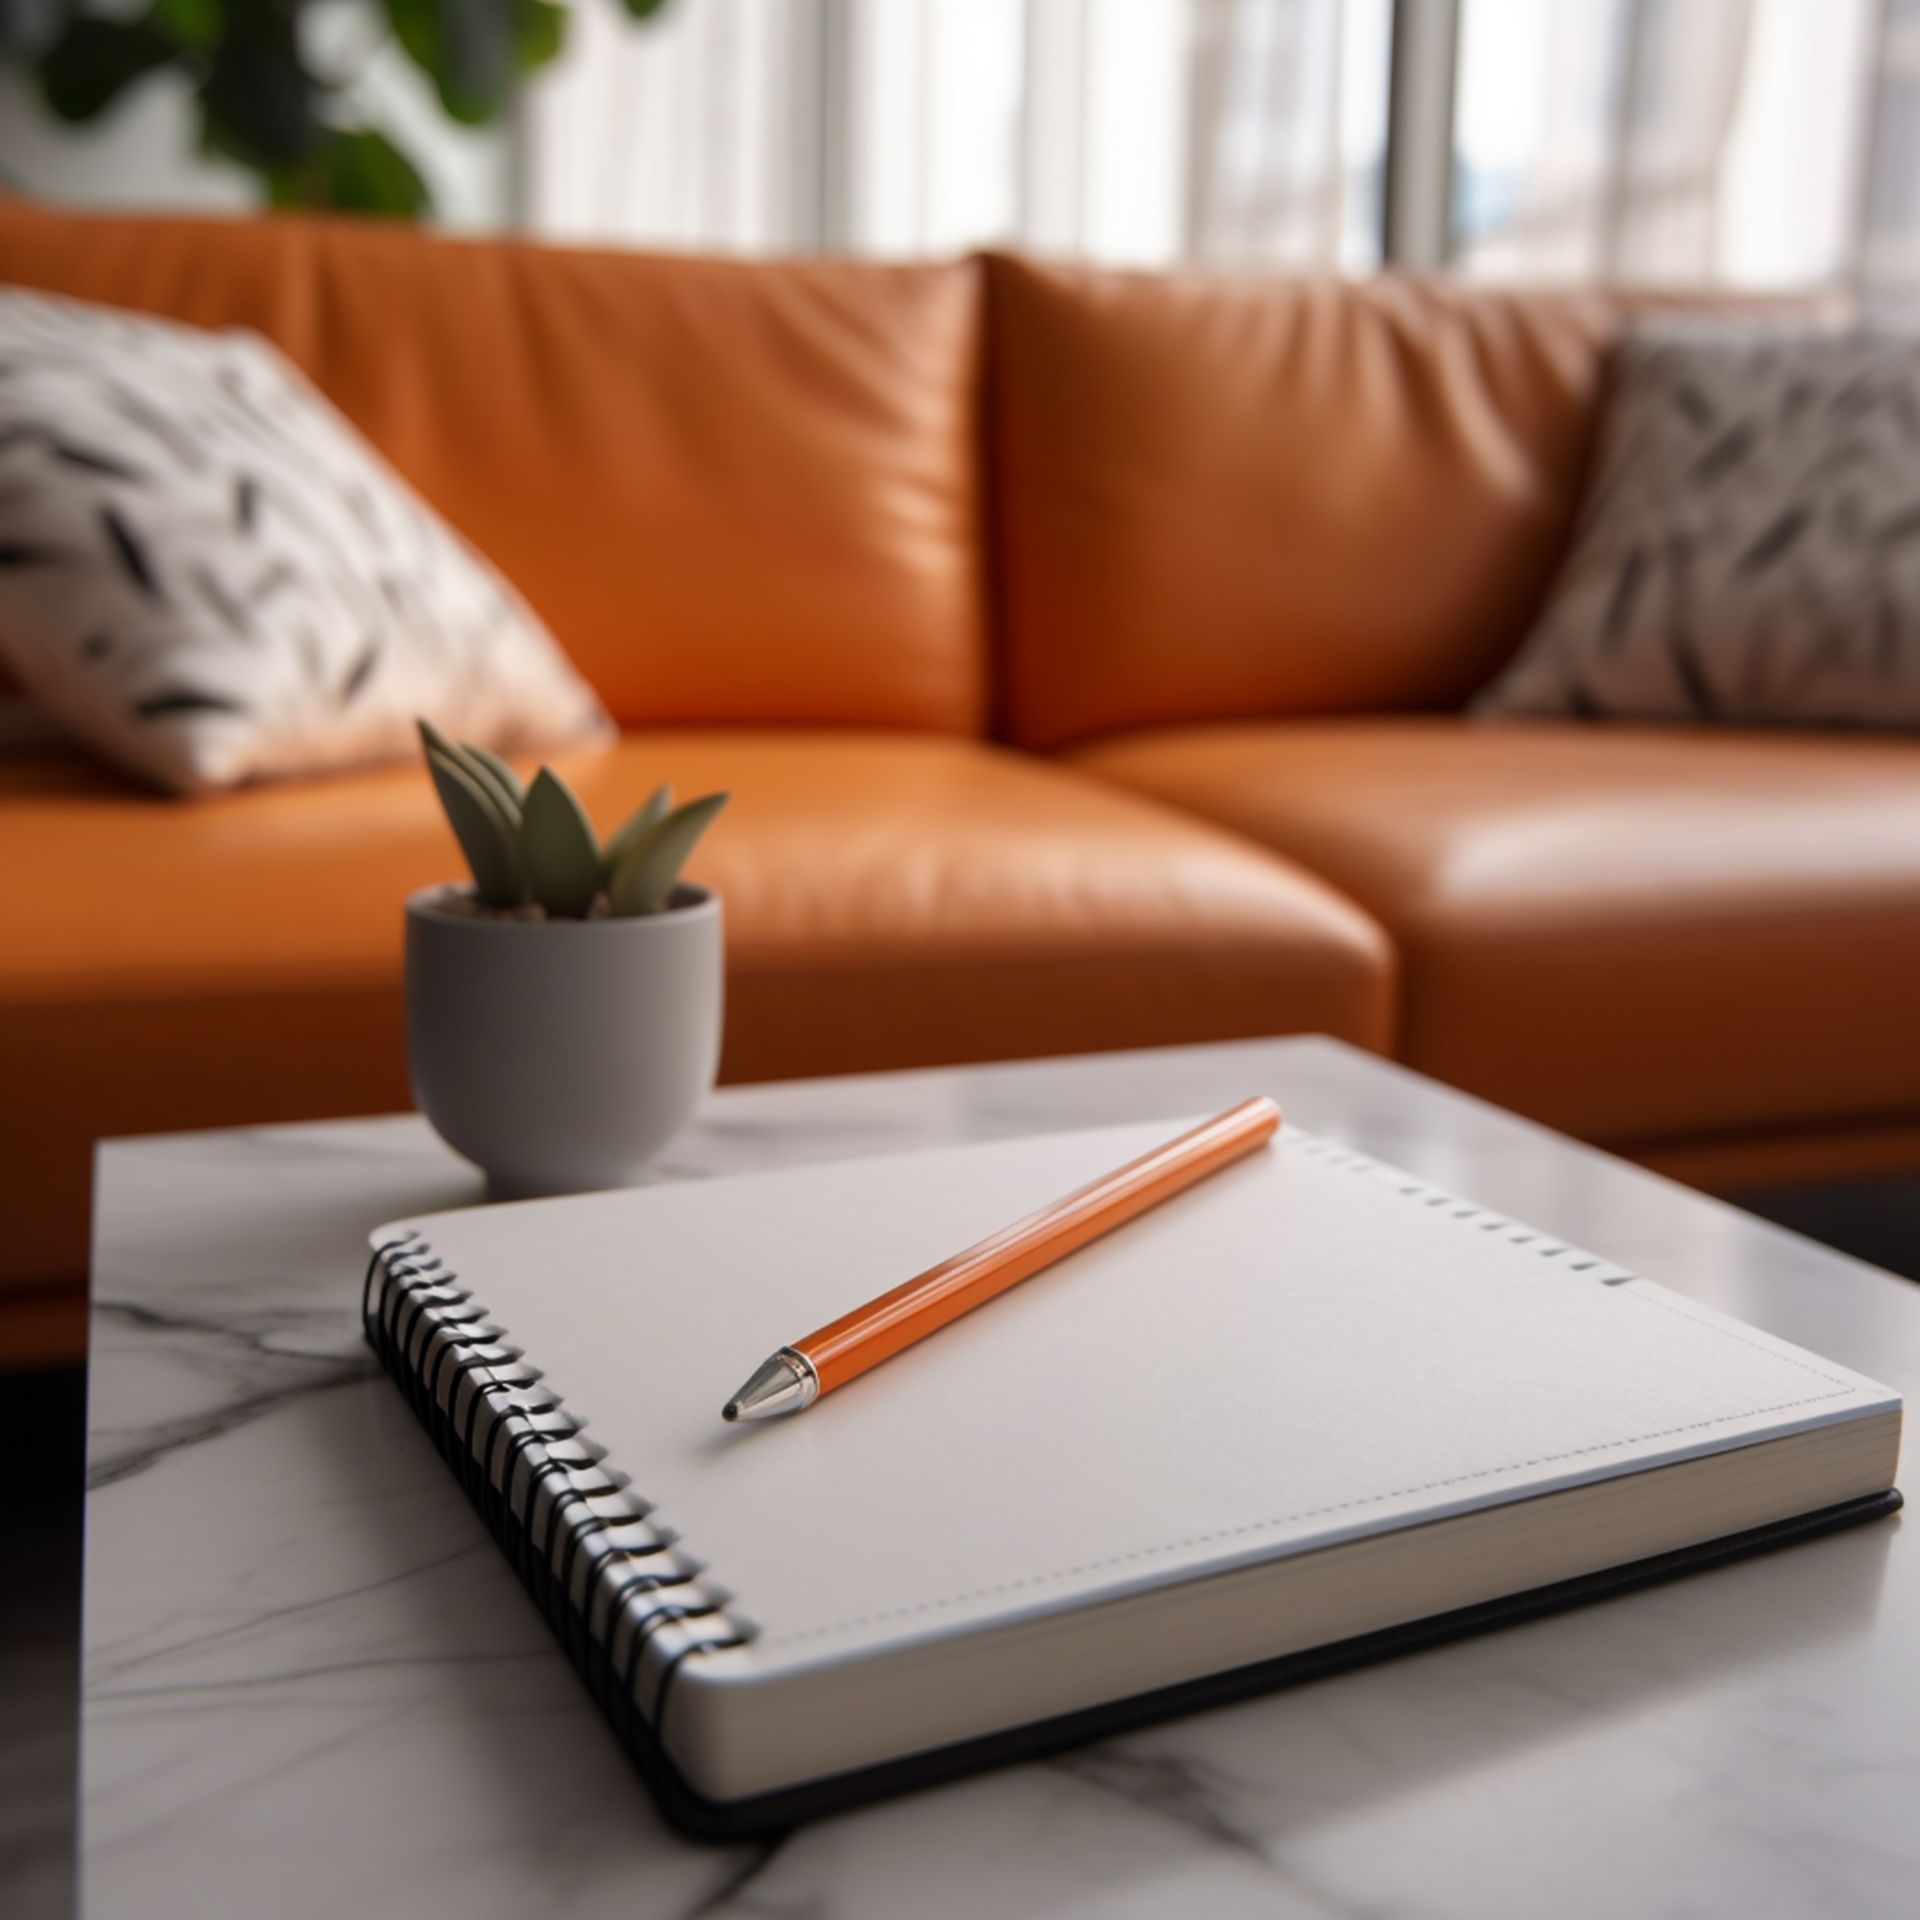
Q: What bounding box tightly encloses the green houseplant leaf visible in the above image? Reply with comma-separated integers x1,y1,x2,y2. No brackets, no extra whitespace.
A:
519,767,604,917
418,721,521,823
8,0,670,215
416,717,466,767
515,0,567,67
415,717,718,920
425,748,523,907
444,736,527,827
38,16,172,121
386,0,516,126
608,790,729,917
461,742,526,809
599,782,671,883
152,0,222,52
197,25,321,171
292,127,431,218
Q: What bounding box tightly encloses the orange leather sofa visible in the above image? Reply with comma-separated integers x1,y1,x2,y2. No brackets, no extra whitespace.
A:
5,197,1916,1366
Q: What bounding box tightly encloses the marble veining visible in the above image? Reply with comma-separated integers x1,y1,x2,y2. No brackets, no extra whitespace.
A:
82,1038,1920,1919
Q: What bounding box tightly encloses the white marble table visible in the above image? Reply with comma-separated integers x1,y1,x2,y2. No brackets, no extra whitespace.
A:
84,1037,1917,1920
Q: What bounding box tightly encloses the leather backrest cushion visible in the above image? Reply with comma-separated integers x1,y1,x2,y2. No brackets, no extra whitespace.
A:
987,253,1636,748
0,197,987,732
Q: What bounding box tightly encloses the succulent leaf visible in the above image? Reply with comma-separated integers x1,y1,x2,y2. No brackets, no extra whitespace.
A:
425,750,523,906
600,782,672,882
425,741,518,851
441,737,518,821
418,721,523,826
520,766,604,917
460,741,526,811
608,790,729,916
416,716,461,762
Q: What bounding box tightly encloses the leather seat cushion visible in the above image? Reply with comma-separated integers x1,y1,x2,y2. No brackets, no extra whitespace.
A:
0,196,986,734
1074,719,1920,1146
0,733,1391,1288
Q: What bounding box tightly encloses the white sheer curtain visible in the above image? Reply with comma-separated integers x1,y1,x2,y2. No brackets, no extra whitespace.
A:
520,0,827,252
523,0,1916,297
1186,0,1389,270
1863,0,1920,314
523,0,1391,270
1451,0,1883,291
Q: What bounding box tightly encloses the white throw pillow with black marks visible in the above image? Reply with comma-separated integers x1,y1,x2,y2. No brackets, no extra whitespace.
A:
1479,323,1920,729
0,287,609,791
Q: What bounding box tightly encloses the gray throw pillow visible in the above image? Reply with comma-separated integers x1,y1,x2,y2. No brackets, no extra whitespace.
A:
1478,324,1920,728
0,287,609,791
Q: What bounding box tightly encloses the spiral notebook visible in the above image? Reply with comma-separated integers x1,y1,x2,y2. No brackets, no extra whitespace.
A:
364,1120,1902,1838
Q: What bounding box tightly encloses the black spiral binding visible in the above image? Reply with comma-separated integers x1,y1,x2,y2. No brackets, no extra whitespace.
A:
363,1232,752,1785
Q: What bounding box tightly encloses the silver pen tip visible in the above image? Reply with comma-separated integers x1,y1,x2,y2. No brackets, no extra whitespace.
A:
720,1347,820,1423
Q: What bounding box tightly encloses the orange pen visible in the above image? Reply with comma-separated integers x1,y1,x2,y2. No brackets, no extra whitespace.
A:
720,1095,1283,1422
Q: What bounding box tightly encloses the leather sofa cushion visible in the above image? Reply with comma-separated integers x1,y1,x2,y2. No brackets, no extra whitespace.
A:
0,197,985,734
0,733,1391,1289
1075,719,1920,1146
986,260,1848,751
987,254,1625,748
988,262,1844,753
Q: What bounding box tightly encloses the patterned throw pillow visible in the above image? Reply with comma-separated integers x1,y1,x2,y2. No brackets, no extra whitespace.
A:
0,288,608,791
1478,325,1920,728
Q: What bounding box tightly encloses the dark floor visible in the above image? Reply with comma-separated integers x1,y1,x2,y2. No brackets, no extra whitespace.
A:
1,1183,1914,1920
1728,1179,1920,1287
1,1367,84,1920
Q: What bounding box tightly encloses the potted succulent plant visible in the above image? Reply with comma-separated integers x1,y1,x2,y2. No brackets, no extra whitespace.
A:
407,721,729,1199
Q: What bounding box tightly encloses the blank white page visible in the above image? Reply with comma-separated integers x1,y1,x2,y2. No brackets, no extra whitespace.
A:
382,1123,1897,1676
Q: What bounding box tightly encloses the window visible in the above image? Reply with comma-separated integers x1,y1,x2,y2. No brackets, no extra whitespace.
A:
523,0,1910,301
527,0,1394,272
1451,0,1881,291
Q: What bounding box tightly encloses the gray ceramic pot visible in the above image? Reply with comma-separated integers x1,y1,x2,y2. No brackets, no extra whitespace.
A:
405,883,723,1199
